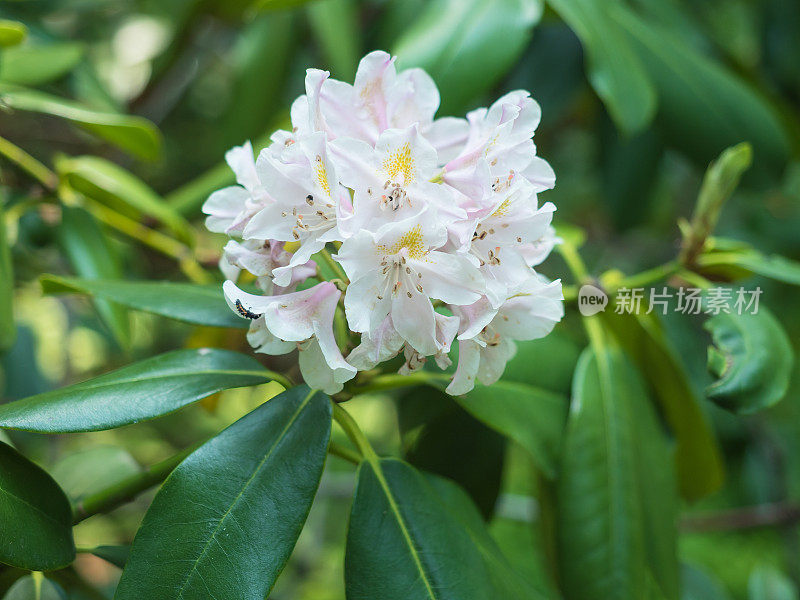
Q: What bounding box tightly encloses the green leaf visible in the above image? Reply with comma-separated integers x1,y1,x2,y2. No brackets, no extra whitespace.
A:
2,573,66,600
346,457,523,599
0,21,27,48
115,386,331,600
697,250,800,287
557,347,679,600
306,0,360,81
399,386,505,519
252,0,319,12
0,42,84,86
58,206,130,348
89,544,130,569
57,156,193,246
393,0,543,114
682,564,733,600
0,442,75,570
51,446,140,500
748,565,798,600
0,348,274,432
0,85,162,161
612,7,791,176
547,0,657,134
40,275,246,329
603,311,724,501
0,201,14,353
704,306,794,413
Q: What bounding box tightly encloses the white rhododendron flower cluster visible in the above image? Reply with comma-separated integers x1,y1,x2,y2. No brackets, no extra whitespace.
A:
204,51,564,395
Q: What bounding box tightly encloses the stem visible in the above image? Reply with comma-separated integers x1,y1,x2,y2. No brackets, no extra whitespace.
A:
319,246,349,285
612,260,680,291
263,369,293,390
72,445,196,523
328,440,361,464
332,401,376,460
676,268,713,290
0,135,58,190
557,239,589,283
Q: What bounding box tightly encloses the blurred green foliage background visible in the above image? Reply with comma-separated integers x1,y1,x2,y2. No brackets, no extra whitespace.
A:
1,0,800,598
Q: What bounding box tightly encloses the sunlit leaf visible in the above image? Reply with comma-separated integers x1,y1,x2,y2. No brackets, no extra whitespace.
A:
58,206,130,348
57,155,193,246
394,0,543,113
0,42,83,86
116,386,331,599
547,0,657,134
748,565,799,600
40,275,246,329
0,21,27,48
1,573,66,600
0,442,75,570
704,306,794,414
51,446,140,500
0,85,162,160
0,349,275,432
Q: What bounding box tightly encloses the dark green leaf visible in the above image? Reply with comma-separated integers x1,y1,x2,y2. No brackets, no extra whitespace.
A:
612,7,791,176
51,446,140,500
704,306,794,414
58,206,130,348
89,545,130,569
0,201,14,353
399,386,505,519
455,380,567,478
394,0,543,113
0,348,273,432
547,0,657,134
56,156,193,246
0,442,75,570
0,21,26,48
503,332,582,395
115,386,331,600
603,311,724,501
557,347,679,600
1,573,66,600
346,457,519,599
40,275,246,329
0,43,84,86
0,85,162,161
748,565,798,600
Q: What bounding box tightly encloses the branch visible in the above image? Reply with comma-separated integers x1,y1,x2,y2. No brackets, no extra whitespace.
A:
680,502,800,533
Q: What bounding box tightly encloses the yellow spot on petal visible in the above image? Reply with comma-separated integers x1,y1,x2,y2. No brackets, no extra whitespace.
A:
383,143,415,185
380,224,427,260
315,156,331,197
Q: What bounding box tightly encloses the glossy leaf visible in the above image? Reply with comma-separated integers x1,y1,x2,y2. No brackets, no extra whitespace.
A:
0,348,273,432
547,0,657,134
51,446,140,500
455,380,567,478
115,386,331,600
748,565,798,600
394,0,543,113
399,386,505,519
58,206,130,347
90,545,130,569
57,156,193,245
2,574,66,600
0,21,26,48
0,201,14,353
704,306,794,414
346,457,528,599
0,85,161,160
603,311,724,501
612,7,791,176
40,275,246,329
0,42,84,86
0,441,75,570
557,347,679,600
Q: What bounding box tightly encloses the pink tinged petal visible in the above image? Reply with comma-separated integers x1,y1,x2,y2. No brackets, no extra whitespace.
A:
433,312,459,369
476,338,517,386
343,271,392,334
223,280,278,317
455,296,497,340
424,117,469,164
203,186,250,233
247,317,294,355
390,68,440,130
391,289,437,356
413,251,484,306
310,293,356,384
289,95,310,136
262,281,341,342
242,203,295,242
319,78,372,142
354,50,396,134
298,338,346,394
329,137,382,192
493,278,564,340
347,316,404,370
446,338,482,395
225,141,260,194
303,69,331,134
523,156,556,192
222,239,275,277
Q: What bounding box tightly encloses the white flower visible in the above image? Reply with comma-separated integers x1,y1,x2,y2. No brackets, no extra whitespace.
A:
336,210,483,356
223,280,356,394
447,276,565,395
